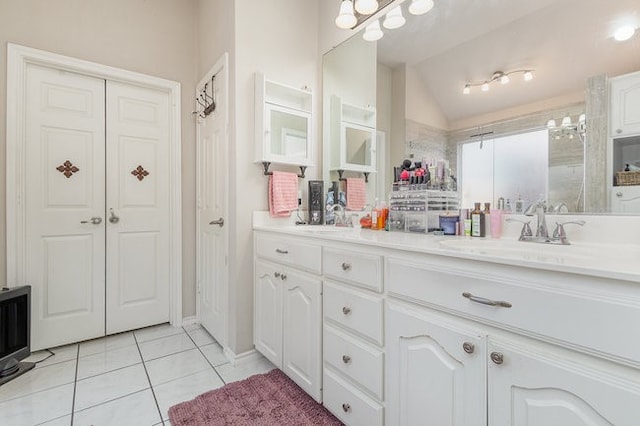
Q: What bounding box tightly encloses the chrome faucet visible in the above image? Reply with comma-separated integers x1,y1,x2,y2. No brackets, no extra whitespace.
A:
331,204,350,227
524,199,549,238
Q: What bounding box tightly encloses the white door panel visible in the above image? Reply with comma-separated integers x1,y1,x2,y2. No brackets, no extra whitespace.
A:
25,64,106,350
197,58,229,346
105,81,171,334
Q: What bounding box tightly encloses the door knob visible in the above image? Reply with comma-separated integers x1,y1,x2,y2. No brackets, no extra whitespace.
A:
210,217,224,227
109,209,120,224
81,217,102,225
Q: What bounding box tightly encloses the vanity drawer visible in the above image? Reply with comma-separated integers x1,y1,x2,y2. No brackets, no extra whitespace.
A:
323,368,383,426
255,233,321,274
324,281,383,345
387,256,640,364
323,247,382,292
324,324,384,400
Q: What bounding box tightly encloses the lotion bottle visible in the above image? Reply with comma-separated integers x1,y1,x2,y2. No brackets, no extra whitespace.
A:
471,202,485,237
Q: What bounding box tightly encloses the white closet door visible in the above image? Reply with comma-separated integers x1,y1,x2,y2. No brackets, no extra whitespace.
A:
105,81,171,334
25,64,106,350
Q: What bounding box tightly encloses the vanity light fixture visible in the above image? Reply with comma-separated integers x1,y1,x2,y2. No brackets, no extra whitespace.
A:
363,19,384,41
614,25,636,41
335,0,357,29
547,113,586,141
462,69,534,94
408,0,434,15
383,6,405,29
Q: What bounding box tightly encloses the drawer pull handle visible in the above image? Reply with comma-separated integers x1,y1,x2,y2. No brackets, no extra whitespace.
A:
280,274,287,281
463,342,475,354
342,355,352,364
490,352,504,365
275,248,288,254
341,262,352,271
342,403,351,413
462,292,512,308
342,306,352,315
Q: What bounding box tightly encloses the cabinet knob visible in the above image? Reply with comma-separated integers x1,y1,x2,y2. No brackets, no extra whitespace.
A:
490,352,504,365
616,192,623,198
342,306,352,315
463,342,475,354
342,403,351,413
342,355,352,364
616,128,622,134
341,262,352,271
274,272,281,278
280,274,287,281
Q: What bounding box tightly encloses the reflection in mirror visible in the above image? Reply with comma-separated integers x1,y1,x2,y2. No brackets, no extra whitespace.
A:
322,0,640,213
345,125,375,167
268,107,308,158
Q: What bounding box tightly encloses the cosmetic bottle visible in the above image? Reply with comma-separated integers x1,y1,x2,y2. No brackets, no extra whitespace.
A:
483,202,491,236
471,202,485,237
515,194,524,213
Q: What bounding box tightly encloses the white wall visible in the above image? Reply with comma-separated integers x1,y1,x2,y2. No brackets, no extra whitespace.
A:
229,0,320,354
405,64,449,131
0,0,199,316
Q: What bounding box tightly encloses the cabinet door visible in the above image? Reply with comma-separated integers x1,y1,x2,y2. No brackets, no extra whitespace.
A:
610,73,640,137
611,186,640,213
386,301,487,426
283,268,322,402
489,338,640,426
254,260,283,367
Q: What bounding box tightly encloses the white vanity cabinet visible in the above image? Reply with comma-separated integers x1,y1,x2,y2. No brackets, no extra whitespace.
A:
385,254,640,426
611,185,640,213
253,233,322,402
386,301,487,426
322,246,385,426
610,70,640,138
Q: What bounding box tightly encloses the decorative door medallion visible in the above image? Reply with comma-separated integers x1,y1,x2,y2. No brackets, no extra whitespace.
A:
56,160,79,178
131,165,149,181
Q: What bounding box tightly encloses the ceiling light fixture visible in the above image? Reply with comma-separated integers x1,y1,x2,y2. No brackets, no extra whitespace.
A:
409,0,434,16
335,0,357,29
383,6,405,29
614,25,636,41
462,69,534,94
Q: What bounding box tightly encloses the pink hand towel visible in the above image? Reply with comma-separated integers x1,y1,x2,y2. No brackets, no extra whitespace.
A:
346,178,367,211
269,171,299,217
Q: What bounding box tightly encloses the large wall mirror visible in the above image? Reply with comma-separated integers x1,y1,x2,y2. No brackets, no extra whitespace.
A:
322,0,640,213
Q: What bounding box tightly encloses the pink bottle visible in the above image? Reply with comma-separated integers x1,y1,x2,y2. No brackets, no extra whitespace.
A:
490,209,503,238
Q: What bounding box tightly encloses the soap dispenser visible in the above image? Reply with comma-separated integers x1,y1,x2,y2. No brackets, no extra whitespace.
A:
471,202,485,237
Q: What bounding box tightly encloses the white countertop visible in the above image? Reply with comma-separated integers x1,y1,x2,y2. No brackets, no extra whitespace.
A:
253,213,640,283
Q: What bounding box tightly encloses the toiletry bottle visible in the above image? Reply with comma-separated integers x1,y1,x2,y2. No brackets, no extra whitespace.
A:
515,195,524,213
377,201,388,231
497,197,505,210
483,202,491,237
371,198,379,230
505,198,513,213
471,202,485,237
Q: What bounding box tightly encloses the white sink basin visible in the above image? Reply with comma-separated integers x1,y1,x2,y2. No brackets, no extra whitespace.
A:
291,225,356,234
437,238,591,263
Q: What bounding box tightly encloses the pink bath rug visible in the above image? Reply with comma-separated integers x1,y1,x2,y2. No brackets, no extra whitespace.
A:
168,368,344,425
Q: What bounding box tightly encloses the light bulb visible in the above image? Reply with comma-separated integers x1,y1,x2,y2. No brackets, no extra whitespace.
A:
561,115,572,127
523,71,533,81
481,82,489,92
463,84,471,95
579,113,586,123
547,119,557,128
408,0,434,15
355,0,378,15
614,26,636,41
335,0,357,29
383,6,405,29
363,19,383,42
500,75,510,84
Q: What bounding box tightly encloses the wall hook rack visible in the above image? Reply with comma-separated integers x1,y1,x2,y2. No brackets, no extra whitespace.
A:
196,75,217,119
262,161,306,179
337,169,369,183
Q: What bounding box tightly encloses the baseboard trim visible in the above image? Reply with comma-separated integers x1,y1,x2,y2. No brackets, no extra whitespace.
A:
181,316,198,327
223,347,262,366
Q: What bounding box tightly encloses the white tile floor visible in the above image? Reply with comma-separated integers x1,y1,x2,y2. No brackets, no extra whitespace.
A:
0,323,276,426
